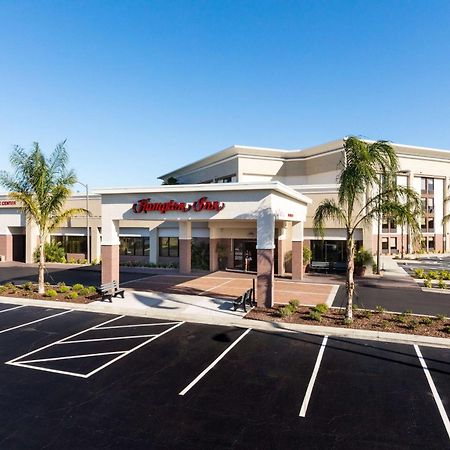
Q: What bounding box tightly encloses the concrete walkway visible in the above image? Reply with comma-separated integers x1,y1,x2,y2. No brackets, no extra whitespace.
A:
379,255,409,277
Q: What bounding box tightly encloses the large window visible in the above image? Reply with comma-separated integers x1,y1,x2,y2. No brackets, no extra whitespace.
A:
51,235,87,254
120,237,149,256
421,177,434,194
159,237,179,257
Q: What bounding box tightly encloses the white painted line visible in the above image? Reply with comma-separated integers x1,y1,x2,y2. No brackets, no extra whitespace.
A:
59,334,157,344
96,322,179,330
325,285,339,307
6,315,125,364
199,279,235,295
0,309,73,335
10,362,89,379
179,328,252,396
84,321,185,378
299,335,328,417
414,345,450,440
0,305,27,314
20,351,125,364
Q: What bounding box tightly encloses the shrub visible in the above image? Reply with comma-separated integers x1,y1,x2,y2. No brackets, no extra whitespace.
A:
407,320,419,330
395,314,409,324
44,289,57,298
303,247,312,265
414,268,426,279
436,314,447,321
87,286,97,294
423,279,433,288
33,241,66,263
22,281,33,291
78,288,94,296
362,309,372,319
352,303,359,311
314,303,329,314
66,292,78,300
421,317,433,326
72,283,84,291
403,309,412,316
440,270,450,281
59,285,70,293
0,285,7,294
375,305,385,314
288,299,300,310
308,310,322,322
438,279,447,290
428,270,439,280
279,305,294,318
355,248,374,267
443,325,450,334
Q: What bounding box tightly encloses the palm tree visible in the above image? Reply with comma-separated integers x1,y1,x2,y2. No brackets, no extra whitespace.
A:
0,142,86,294
314,137,421,321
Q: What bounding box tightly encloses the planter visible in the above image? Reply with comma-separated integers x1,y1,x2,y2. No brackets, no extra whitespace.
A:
354,266,366,276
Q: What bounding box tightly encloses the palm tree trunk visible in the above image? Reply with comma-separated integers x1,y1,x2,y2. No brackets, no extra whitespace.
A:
346,235,355,321
38,236,45,294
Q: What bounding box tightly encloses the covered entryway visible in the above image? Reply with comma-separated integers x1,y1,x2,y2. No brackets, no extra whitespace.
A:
97,182,311,307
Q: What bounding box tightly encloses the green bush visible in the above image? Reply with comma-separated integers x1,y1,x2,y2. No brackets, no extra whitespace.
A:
33,241,66,263
87,286,97,294
72,283,84,291
314,303,329,314
407,320,419,330
0,285,7,294
423,279,433,288
403,309,412,316
288,299,300,311
395,314,409,324
355,248,374,267
59,285,70,293
421,317,433,326
66,292,78,300
375,305,385,314
443,325,450,334
362,309,372,319
44,289,57,298
440,270,450,280
303,247,312,265
428,270,439,280
436,314,447,321
308,310,322,322
78,288,94,296
438,279,447,290
414,268,426,279
22,281,34,291
279,305,294,318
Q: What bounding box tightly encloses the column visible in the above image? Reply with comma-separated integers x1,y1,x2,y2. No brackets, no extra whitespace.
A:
101,218,120,285
444,176,449,253
149,227,158,264
277,222,288,276
25,219,39,263
291,221,304,281
256,211,275,308
179,221,192,275
209,224,219,272
0,234,12,261
90,227,102,264
407,171,414,254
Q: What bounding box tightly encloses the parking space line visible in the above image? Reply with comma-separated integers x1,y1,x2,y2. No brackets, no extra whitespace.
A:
414,345,450,440
84,321,185,378
0,309,73,334
59,334,157,344
179,328,252,396
20,351,125,364
6,315,125,365
299,335,328,417
11,362,89,379
96,322,179,330
0,305,27,314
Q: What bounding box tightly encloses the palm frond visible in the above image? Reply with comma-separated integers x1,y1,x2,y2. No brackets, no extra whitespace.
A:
313,199,346,237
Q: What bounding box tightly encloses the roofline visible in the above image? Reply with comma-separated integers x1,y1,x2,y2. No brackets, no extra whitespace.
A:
94,181,312,205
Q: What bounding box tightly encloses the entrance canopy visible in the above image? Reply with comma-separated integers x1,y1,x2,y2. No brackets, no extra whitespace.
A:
96,182,311,307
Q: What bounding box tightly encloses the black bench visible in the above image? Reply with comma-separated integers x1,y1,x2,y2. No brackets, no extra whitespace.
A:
332,262,347,272
233,288,255,312
96,280,125,302
309,261,330,273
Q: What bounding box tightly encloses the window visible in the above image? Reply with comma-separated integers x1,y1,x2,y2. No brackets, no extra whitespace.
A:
427,198,434,214
421,177,434,195
159,237,179,257
215,174,236,183
119,237,149,256
382,217,396,233
428,236,435,251
51,235,87,254
382,237,388,251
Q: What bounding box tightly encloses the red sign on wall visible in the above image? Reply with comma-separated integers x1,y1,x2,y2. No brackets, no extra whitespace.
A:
132,196,225,214
0,200,17,207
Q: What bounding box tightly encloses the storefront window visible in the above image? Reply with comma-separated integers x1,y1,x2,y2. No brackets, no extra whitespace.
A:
159,237,179,257
120,237,150,256
311,240,347,262
51,235,87,254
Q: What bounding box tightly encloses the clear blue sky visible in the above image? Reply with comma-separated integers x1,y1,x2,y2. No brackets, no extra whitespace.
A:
1,0,450,190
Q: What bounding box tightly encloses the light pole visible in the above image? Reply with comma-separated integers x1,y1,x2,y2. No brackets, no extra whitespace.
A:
76,181,90,264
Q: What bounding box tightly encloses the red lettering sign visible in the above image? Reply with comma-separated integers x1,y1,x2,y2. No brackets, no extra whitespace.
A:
0,200,17,207
132,197,225,214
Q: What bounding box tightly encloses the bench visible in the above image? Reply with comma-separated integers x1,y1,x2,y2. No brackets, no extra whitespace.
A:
233,288,255,312
309,261,330,273
96,280,125,302
332,262,347,272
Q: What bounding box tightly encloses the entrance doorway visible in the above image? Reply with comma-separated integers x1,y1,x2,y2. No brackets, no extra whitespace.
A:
12,235,26,262
233,239,257,272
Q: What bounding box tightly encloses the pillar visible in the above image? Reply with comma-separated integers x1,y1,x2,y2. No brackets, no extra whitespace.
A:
101,219,120,285
0,234,12,261
444,176,449,253
149,227,158,264
407,171,414,254
179,221,192,274
25,219,39,263
256,211,275,307
277,222,288,276
292,221,304,281
209,224,219,272
91,227,102,263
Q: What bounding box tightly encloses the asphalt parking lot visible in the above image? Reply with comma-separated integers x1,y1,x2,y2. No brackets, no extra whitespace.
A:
0,302,448,449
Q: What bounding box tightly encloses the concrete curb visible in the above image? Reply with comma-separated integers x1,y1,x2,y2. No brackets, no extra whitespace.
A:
0,296,449,349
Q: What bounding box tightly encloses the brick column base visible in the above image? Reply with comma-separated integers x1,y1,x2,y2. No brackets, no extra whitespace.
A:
101,245,120,285
0,235,13,261
209,238,219,272
292,241,304,281
257,248,274,307
179,239,191,274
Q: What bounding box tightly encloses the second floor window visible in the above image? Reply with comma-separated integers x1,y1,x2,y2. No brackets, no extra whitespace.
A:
421,177,434,195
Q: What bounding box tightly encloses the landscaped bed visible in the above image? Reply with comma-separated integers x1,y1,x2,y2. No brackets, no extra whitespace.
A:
0,282,99,304
245,301,450,338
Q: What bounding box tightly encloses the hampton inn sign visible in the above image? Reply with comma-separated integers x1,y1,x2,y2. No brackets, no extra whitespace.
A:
132,196,226,214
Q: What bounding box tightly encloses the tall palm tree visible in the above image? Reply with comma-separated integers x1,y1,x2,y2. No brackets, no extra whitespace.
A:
314,137,421,321
0,142,86,294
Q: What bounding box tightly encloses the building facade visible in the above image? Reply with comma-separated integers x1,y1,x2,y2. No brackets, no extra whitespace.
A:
1,138,450,305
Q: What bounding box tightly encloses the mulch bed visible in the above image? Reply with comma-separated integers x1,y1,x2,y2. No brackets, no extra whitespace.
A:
246,306,450,338
0,285,98,304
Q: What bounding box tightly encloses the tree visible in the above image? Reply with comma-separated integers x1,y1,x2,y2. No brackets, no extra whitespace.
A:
0,142,86,294
313,137,421,321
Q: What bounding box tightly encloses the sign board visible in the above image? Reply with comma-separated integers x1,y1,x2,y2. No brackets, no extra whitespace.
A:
132,196,225,214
